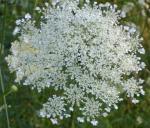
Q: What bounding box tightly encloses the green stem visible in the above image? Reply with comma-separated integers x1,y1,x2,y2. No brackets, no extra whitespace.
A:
3,90,13,97
34,0,38,8
0,1,6,55
71,118,75,128
79,0,84,8
0,68,10,128
70,106,75,128
0,90,12,101
0,1,10,128
33,0,38,15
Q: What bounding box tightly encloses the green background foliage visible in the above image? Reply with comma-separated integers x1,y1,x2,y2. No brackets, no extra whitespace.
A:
0,0,150,128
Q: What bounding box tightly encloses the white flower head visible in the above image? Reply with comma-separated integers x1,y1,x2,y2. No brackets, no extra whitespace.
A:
91,119,98,126
64,84,85,106
25,13,31,20
6,0,145,125
77,117,85,123
13,27,20,35
50,118,58,124
16,19,21,25
40,95,66,119
80,98,102,120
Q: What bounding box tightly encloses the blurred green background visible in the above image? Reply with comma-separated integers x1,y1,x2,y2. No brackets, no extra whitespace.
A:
0,0,150,128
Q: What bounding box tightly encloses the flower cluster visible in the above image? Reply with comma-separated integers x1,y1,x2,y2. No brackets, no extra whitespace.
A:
6,0,145,126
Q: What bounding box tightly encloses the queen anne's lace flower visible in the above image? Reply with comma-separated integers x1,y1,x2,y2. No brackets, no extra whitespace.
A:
6,0,145,125
80,98,102,120
40,95,66,119
64,84,85,106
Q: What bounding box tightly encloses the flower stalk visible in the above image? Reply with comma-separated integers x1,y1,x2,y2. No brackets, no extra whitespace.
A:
0,1,10,128
0,68,10,128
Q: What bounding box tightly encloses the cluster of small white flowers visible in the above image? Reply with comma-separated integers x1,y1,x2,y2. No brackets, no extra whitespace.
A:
40,95,66,119
6,0,145,126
